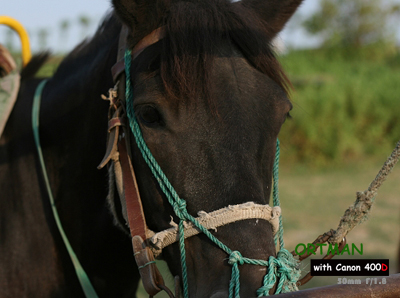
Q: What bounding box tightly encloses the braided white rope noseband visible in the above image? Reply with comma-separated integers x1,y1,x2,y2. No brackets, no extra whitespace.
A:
147,202,281,258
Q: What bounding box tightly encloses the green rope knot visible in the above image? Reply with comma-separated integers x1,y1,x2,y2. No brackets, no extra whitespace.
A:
256,249,300,297
173,200,187,219
228,251,244,298
228,251,244,266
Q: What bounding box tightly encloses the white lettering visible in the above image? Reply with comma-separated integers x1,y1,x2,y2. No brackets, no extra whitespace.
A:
313,264,332,271
336,264,361,271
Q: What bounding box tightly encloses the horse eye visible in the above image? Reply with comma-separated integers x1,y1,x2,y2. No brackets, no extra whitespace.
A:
138,105,162,126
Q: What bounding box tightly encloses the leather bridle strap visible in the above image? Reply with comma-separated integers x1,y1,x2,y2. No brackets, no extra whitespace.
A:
118,138,172,296
111,26,165,82
118,138,147,239
112,25,166,239
99,25,173,297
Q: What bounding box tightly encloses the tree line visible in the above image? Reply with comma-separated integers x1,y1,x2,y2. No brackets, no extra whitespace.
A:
2,1,400,53
3,14,95,53
302,0,400,48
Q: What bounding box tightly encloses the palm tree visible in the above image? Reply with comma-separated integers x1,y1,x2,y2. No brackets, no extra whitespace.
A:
78,15,91,40
59,19,70,53
38,28,49,51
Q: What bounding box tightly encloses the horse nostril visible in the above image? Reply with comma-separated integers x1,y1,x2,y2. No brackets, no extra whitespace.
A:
210,291,229,298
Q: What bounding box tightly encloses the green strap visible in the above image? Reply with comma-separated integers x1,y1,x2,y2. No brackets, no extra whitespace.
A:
32,79,98,298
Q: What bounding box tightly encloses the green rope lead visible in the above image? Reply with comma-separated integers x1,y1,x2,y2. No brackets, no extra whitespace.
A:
124,50,300,297
272,140,285,250
32,80,98,298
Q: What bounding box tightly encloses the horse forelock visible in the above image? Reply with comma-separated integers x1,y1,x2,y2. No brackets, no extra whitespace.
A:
55,2,290,107
157,0,292,104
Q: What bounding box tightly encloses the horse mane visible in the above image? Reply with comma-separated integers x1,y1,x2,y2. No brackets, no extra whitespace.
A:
54,11,121,79
21,12,120,81
20,52,50,80
159,0,292,102
67,12,121,60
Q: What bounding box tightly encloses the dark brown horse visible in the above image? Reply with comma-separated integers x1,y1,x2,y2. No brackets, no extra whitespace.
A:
0,0,303,297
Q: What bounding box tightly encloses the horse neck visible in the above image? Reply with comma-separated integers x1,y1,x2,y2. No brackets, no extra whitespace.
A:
36,40,119,226
0,19,141,295
32,33,140,294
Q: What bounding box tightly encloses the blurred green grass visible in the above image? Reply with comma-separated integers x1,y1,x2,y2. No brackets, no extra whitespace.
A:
279,160,400,290
279,47,400,167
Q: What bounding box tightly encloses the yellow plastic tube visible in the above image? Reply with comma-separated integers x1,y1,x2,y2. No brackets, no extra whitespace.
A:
0,16,32,66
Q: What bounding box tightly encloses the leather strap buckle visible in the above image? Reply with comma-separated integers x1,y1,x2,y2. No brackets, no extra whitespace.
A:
132,235,175,297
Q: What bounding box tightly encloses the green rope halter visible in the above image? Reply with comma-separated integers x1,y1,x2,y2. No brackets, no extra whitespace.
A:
124,50,300,297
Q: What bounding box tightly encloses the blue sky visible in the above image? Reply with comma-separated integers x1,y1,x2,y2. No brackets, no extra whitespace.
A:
0,0,343,53
2,0,113,52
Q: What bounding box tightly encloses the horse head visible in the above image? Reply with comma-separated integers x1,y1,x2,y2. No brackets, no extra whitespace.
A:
109,0,303,296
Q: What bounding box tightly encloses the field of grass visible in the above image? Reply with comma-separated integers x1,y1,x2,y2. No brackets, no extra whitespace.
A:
279,46,400,167
276,46,400,291
279,159,400,290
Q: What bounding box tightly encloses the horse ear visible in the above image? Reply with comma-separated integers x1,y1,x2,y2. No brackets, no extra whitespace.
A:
112,0,169,41
238,0,304,38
